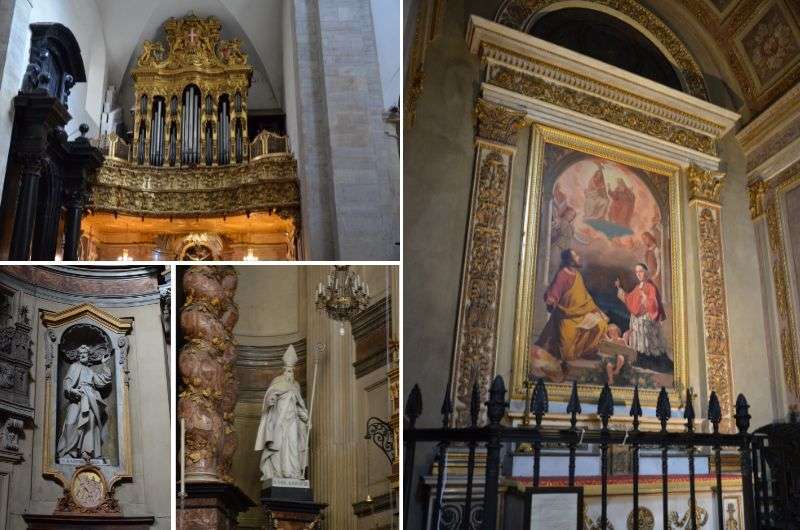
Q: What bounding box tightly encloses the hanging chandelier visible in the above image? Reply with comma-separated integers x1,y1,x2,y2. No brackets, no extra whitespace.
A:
315,266,370,334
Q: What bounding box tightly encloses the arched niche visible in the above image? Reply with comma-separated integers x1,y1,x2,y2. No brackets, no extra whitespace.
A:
495,0,709,100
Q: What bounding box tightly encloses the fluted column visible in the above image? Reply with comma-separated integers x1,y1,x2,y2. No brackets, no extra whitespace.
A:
306,267,359,529
449,98,530,426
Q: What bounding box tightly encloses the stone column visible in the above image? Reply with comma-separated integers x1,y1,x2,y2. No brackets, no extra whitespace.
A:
449,98,529,426
687,165,736,432
9,155,43,260
305,267,360,529
177,265,254,529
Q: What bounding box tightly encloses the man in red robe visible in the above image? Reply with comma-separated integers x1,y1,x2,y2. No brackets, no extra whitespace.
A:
614,263,672,372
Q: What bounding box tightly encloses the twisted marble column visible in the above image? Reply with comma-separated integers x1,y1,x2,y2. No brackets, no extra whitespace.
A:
178,265,240,483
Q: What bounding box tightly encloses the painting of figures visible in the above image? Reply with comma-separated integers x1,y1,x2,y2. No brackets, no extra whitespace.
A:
525,143,675,390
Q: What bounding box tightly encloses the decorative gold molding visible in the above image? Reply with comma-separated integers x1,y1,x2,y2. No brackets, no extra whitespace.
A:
764,168,800,399
486,66,716,155
696,205,735,431
450,101,523,424
404,0,447,130
748,178,767,219
494,0,709,101
510,124,688,408
90,157,300,218
41,303,133,334
474,98,530,145
687,164,724,204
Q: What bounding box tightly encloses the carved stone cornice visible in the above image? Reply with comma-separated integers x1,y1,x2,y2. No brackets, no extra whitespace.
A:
486,65,715,155
467,17,739,157
687,164,724,204
494,0,709,101
474,98,529,146
747,178,767,219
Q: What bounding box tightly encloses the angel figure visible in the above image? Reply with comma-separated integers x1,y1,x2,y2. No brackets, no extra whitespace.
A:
56,344,112,461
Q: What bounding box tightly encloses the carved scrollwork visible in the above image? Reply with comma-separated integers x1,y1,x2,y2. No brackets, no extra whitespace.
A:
487,66,715,155
452,147,515,425
688,164,724,203
474,98,530,146
697,206,734,430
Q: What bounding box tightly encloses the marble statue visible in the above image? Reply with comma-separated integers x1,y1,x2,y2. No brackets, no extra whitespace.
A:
255,344,309,481
56,344,112,461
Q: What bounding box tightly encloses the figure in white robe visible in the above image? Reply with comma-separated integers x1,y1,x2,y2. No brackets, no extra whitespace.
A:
56,345,112,460
255,345,309,481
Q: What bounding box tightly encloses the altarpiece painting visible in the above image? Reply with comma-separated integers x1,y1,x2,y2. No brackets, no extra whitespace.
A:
512,127,687,405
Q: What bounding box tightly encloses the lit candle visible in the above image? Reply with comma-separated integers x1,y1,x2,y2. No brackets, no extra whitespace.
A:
180,418,186,497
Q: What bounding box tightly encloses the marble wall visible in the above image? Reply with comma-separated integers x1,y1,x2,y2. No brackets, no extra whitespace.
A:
0,266,170,530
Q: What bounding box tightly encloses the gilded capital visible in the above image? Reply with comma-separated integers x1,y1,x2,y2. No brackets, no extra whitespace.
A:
474,98,529,146
747,179,767,219
687,164,724,204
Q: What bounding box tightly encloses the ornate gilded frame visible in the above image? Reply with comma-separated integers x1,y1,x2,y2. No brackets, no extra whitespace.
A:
40,304,134,491
510,124,687,406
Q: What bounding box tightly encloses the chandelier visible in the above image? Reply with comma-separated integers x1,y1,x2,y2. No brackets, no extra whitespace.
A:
315,266,370,334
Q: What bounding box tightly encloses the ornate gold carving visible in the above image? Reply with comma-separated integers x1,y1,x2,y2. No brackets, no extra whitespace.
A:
766,200,800,398
90,156,299,217
474,98,530,146
404,0,447,129
495,0,709,101
488,67,716,155
57,467,119,514
687,164,724,204
41,303,133,334
748,178,767,219
451,146,515,425
627,507,655,530
697,206,735,431
135,13,251,73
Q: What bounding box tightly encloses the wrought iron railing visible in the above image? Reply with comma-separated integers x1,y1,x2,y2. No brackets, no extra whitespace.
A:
404,376,766,530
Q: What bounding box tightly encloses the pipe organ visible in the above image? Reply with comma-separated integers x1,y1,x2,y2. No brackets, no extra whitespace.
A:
88,13,301,261
130,14,252,168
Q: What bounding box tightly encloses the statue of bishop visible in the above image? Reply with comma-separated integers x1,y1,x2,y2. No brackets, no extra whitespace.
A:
255,344,309,481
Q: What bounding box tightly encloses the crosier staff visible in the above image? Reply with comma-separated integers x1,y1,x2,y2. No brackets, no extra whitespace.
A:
304,342,326,479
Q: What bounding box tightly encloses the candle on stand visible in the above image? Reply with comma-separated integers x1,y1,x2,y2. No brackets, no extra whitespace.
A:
180,418,186,497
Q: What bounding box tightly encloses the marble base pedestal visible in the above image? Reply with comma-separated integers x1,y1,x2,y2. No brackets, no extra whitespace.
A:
176,482,255,530
22,514,155,529
261,481,327,530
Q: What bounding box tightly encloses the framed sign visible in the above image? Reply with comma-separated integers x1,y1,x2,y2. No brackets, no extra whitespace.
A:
512,125,687,406
524,487,583,530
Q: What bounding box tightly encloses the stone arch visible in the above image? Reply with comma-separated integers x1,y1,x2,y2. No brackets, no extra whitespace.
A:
495,0,709,101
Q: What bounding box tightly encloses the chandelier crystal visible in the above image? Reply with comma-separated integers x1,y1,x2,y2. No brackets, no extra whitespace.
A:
315,266,370,334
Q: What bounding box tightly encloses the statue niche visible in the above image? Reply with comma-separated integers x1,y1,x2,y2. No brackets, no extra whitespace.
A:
55,323,118,466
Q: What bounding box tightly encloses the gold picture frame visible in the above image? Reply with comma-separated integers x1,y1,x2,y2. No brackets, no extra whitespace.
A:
510,124,688,407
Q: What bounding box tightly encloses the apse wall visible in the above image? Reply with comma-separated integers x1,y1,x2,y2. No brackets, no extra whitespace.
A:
0,266,169,530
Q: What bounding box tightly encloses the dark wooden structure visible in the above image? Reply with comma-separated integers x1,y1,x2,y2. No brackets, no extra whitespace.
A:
0,22,103,260
23,514,155,529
